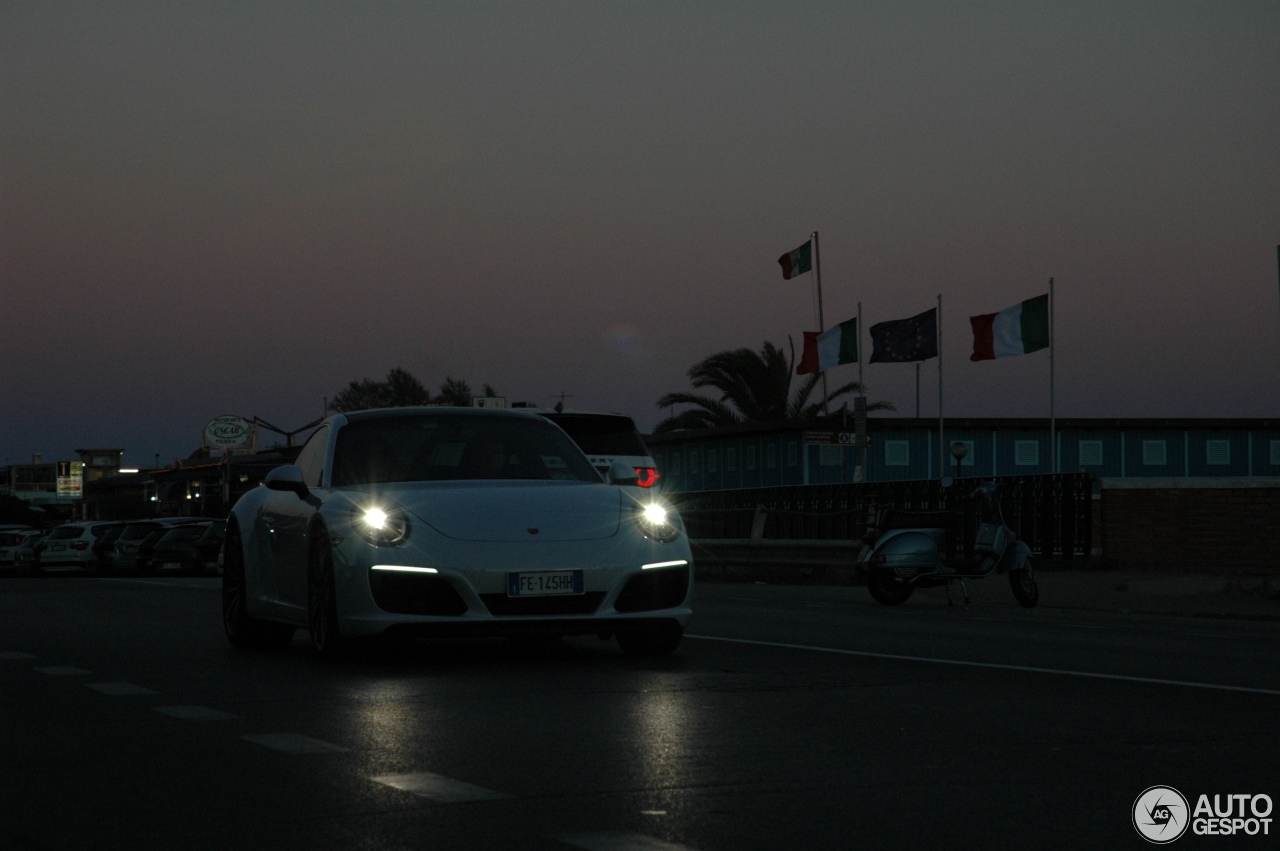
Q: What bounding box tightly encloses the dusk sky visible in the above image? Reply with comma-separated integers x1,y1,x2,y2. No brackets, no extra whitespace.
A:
3,2,1278,468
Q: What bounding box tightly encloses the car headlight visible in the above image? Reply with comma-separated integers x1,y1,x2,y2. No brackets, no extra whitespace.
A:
352,505,410,547
634,501,681,543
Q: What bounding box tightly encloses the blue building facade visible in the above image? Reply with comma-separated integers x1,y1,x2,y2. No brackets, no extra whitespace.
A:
645,418,1280,493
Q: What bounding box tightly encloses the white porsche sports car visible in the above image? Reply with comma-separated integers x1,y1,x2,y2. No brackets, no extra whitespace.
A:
223,407,692,657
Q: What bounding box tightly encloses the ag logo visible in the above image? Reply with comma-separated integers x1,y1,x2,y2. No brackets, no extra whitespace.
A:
1134,786,1190,843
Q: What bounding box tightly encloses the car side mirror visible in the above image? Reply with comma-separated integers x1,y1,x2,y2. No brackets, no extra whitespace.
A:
264,465,310,499
606,461,640,486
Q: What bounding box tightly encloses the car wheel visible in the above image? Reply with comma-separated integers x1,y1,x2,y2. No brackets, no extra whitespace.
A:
617,621,683,657
222,522,295,649
867,569,914,605
308,527,351,660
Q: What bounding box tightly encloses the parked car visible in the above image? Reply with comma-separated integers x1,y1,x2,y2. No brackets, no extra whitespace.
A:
522,408,661,489
13,531,51,575
112,518,214,573
91,524,129,567
194,521,226,574
224,407,692,657
36,522,128,573
149,523,216,573
0,529,39,570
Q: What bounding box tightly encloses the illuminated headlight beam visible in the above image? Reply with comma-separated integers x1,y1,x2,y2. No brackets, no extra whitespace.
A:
370,565,438,574
641,560,688,570
642,504,668,525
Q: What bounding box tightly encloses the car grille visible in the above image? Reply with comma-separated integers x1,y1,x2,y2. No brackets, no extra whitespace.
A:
368,571,468,616
480,592,606,616
613,566,690,613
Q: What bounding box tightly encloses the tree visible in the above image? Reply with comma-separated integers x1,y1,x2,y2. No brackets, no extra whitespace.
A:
434,377,474,407
328,369,499,413
654,339,894,433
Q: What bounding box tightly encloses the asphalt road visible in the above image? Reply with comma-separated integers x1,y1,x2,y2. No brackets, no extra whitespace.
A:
1,575,1277,850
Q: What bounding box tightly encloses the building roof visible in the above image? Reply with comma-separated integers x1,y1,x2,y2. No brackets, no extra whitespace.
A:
644,416,1280,444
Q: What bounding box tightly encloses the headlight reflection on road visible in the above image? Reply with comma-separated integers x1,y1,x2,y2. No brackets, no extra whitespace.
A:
346,683,433,774
630,687,697,794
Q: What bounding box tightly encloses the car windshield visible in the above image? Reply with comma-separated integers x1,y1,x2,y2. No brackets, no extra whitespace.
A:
545,413,649,456
332,414,601,486
160,527,205,543
121,523,161,540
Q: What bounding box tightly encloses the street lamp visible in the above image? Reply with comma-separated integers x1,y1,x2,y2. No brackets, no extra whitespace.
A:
950,441,968,481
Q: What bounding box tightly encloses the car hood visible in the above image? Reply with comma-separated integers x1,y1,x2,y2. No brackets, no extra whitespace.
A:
347,481,623,542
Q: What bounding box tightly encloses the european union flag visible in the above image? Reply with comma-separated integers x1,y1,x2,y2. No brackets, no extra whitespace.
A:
869,308,938,363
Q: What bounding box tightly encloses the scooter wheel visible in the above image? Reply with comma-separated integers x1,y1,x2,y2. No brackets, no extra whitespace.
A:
1010,563,1039,608
867,570,914,605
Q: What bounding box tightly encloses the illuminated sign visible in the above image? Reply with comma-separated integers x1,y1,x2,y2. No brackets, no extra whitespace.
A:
203,416,257,454
56,461,84,499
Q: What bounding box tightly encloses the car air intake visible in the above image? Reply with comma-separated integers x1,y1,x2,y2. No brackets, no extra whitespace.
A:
613,565,689,613
480,592,606,616
368,570,468,616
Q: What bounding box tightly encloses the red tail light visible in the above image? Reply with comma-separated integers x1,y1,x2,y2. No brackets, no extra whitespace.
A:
634,468,660,488
72,541,90,550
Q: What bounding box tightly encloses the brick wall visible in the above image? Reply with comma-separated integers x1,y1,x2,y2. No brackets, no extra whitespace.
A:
1100,478,1280,573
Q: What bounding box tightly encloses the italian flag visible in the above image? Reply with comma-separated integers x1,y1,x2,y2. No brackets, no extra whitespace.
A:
778,240,812,280
797,317,857,374
970,294,1049,361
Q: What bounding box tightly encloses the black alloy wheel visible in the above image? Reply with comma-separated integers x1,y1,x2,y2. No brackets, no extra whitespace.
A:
616,621,684,657
1009,562,1039,608
307,527,351,660
222,522,295,648
867,569,915,605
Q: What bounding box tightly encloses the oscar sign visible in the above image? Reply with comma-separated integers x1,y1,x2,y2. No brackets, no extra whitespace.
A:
203,416,257,454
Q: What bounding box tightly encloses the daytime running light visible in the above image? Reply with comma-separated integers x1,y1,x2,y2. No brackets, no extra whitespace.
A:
641,560,688,570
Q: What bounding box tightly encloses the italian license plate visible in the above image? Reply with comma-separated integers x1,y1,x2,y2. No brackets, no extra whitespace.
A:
160,562,183,571
507,570,584,597
52,545,66,551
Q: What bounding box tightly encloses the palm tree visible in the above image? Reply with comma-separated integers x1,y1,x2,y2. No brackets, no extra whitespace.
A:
329,369,500,413
654,339,894,433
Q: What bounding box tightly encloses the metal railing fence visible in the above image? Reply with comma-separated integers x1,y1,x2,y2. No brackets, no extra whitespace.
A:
668,472,1093,559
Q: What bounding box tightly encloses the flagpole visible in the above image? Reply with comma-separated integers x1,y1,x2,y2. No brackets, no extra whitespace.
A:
857,301,864,391
813,230,829,416
915,362,920,418
858,300,866,480
1049,276,1056,474
937,293,944,479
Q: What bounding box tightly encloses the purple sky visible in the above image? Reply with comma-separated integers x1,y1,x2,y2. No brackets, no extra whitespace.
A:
3,2,1278,468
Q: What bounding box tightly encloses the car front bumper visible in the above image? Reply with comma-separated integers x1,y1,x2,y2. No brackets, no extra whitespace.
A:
330,530,694,638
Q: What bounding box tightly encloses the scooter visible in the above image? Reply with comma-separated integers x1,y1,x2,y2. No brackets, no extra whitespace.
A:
858,478,1039,608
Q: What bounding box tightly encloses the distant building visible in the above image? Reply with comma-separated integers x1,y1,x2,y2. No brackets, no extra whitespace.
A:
645,417,1280,493
75,448,125,482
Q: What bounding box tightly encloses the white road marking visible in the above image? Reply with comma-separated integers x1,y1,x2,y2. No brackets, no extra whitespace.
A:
34,666,89,675
0,652,36,660
105,578,218,590
154,705,240,721
241,733,348,754
557,833,698,851
685,634,1280,697
371,771,510,802
87,682,158,696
